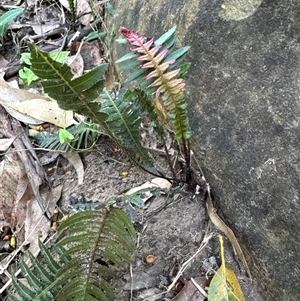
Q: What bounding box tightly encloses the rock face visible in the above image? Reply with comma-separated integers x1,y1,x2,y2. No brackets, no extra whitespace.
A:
111,0,300,300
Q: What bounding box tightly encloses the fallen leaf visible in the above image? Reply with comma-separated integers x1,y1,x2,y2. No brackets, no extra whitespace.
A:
151,177,172,188
0,153,29,229
0,54,9,68
30,23,60,36
61,152,84,185
0,138,14,151
125,177,172,195
0,78,75,127
70,41,104,70
65,53,84,78
207,236,246,301
172,276,211,301
24,185,62,257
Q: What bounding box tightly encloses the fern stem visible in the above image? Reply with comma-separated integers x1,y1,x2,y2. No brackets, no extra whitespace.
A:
162,141,177,180
183,139,191,183
123,148,175,182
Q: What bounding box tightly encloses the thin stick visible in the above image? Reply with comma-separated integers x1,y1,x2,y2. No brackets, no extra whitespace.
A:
129,264,133,301
190,277,208,298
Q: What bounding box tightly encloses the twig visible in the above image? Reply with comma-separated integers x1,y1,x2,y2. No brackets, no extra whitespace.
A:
129,264,133,301
190,277,208,298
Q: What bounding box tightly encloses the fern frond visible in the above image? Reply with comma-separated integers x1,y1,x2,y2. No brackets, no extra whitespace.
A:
35,119,103,151
67,0,77,22
9,207,136,301
28,44,116,139
55,205,136,301
100,89,156,167
126,88,165,138
117,27,192,142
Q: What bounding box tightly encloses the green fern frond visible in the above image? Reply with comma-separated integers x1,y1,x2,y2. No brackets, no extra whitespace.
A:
35,119,103,151
54,205,136,301
125,88,165,138
67,0,77,22
9,207,136,301
8,240,64,301
100,89,156,167
28,44,115,138
117,27,192,142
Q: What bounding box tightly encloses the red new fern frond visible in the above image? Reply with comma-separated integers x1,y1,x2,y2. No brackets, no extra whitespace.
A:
119,26,191,142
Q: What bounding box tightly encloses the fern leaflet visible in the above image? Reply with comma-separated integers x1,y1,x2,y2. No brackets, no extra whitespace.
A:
28,44,116,139
8,240,65,301
35,119,103,151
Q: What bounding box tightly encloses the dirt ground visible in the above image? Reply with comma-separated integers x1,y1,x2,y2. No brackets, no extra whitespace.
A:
43,135,265,301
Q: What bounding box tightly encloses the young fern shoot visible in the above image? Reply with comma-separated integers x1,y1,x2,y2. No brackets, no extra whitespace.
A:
117,26,192,182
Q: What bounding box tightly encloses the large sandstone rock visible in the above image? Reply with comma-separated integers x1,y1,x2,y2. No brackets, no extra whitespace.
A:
110,1,300,300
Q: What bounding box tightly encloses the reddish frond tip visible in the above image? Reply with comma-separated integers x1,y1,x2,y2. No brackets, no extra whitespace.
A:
120,26,142,39
120,26,139,40
120,26,130,36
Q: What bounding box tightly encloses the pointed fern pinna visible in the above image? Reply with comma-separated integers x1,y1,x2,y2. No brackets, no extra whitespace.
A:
117,26,192,143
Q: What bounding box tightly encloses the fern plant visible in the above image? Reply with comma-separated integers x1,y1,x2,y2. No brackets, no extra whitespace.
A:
9,240,64,301
67,0,77,23
27,25,192,181
116,26,192,181
9,206,136,301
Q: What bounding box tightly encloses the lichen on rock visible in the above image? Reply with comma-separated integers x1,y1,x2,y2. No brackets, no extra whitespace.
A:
219,0,263,21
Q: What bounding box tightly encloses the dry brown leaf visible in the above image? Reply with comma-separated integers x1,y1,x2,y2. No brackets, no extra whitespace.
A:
65,53,84,78
24,185,62,257
30,23,60,36
105,63,115,90
70,41,104,70
0,54,9,68
151,177,172,188
0,153,30,229
61,152,84,185
125,177,172,195
9,22,60,36
0,78,75,127
205,187,252,278
172,277,211,301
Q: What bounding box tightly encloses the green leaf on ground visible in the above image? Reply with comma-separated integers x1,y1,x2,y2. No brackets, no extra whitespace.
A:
208,236,246,301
